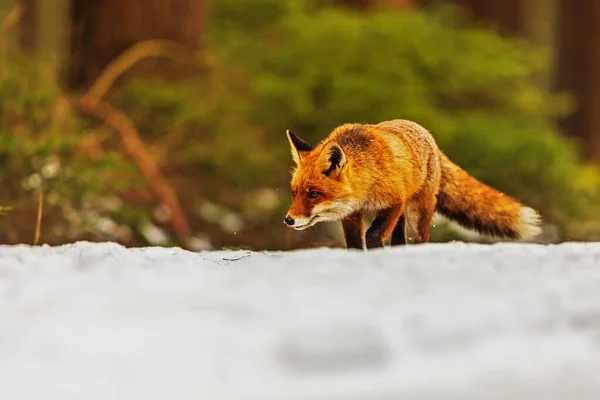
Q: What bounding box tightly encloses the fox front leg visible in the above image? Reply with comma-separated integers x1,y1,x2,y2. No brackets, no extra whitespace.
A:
342,212,365,249
391,214,407,246
366,205,404,249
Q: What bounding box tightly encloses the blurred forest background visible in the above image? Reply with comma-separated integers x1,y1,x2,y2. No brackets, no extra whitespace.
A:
1,0,600,250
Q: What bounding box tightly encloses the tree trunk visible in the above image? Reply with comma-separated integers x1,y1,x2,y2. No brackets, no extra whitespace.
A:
66,0,205,91
18,0,39,53
554,0,600,161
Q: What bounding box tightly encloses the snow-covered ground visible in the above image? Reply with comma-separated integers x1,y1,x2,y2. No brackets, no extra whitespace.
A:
1,241,600,400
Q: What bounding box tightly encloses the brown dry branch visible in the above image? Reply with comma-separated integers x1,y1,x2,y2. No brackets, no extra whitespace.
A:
82,39,206,105
0,3,24,47
68,39,205,245
34,188,43,245
72,97,192,240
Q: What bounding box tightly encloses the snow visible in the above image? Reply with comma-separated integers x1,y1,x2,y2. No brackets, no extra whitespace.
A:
1,241,600,399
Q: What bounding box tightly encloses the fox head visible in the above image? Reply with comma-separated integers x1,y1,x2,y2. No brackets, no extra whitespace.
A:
284,130,356,230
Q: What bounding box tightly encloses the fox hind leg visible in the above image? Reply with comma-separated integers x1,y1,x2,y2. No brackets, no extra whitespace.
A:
342,211,365,249
407,191,437,244
366,204,404,249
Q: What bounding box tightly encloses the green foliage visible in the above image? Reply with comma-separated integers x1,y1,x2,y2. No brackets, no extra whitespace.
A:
204,0,598,233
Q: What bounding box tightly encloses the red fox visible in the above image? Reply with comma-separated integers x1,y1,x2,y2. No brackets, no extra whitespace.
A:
283,119,541,249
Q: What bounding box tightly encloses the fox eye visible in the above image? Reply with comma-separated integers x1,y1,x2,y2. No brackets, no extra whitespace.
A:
308,191,321,199
292,191,296,197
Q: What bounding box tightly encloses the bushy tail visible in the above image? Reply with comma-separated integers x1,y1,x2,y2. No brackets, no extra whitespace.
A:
435,152,542,240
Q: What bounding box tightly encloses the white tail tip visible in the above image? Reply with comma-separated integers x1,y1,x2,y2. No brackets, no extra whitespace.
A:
519,207,542,240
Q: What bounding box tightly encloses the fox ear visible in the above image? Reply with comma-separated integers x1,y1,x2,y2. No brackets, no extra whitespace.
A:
320,142,346,178
286,130,313,164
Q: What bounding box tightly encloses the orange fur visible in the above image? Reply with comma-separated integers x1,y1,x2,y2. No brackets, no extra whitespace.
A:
284,119,542,249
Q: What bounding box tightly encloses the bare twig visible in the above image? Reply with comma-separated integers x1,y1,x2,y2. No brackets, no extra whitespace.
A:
34,188,43,245
222,252,253,261
72,97,192,240
82,39,205,105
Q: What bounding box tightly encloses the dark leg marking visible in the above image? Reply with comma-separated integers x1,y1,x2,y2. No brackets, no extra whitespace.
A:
391,214,406,246
342,212,365,249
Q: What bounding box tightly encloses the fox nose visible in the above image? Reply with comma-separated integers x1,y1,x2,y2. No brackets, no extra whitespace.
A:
284,216,295,226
